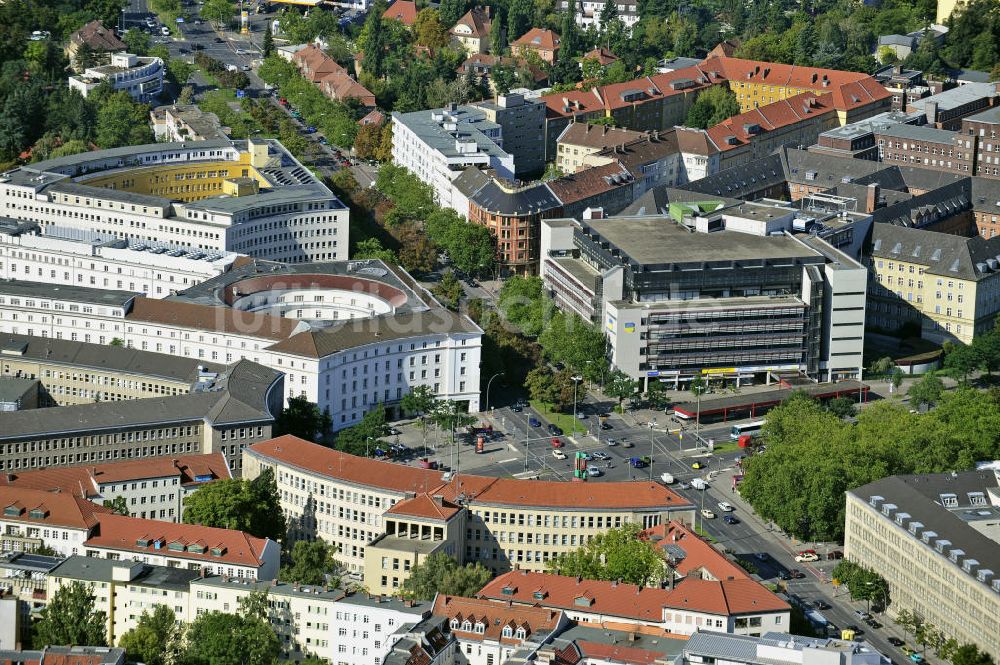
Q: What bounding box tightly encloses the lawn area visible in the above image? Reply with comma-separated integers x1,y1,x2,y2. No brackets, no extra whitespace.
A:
529,400,587,437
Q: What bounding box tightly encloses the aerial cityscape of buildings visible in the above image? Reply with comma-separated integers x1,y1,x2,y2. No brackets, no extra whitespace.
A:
0,0,998,662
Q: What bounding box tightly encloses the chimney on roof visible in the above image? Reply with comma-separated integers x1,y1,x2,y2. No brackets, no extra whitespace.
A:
811,72,817,84
200,567,207,578
925,101,938,125
576,576,582,584
866,183,880,213
432,494,445,506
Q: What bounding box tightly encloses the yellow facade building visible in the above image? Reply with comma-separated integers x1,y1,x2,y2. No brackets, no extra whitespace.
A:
866,224,1000,344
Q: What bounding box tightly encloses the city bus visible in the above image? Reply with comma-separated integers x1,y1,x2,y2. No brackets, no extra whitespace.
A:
730,420,765,440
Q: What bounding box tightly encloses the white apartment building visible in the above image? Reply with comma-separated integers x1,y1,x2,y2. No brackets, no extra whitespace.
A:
558,0,639,30
0,138,348,264
0,487,92,557
391,104,515,208
0,259,483,427
68,52,163,101
0,221,238,298
3,453,231,522
44,556,429,664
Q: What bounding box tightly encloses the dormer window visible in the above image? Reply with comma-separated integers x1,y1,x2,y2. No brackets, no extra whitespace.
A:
450,618,460,630
502,625,513,638
136,538,150,547
3,505,22,517
474,621,485,634
515,627,527,639
187,544,206,554
167,541,186,552
968,492,987,506
461,620,472,632
940,493,958,508
210,546,227,557
28,507,48,519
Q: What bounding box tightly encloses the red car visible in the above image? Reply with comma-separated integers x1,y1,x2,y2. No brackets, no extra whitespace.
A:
551,437,564,448
798,549,817,556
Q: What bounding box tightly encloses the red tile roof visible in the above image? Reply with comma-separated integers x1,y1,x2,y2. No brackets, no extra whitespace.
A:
451,7,492,39
86,513,270,568
582,47,619,66
292,44,346,82
359,110,386,126
318,72,376,106
432,595,562,643
704,91,836,152
513,28,560,52
0,453,230,496
546,161,633,206
577,641,662,665
383,0,418,25
0,487,111,530
386,493,462,521
640,521,749,581
70,20,126,52
478,570,788,619
249,436,688,510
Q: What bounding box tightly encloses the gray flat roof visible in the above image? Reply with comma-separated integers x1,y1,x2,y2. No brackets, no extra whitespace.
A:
876,123,958,143
579,216,822,267
50,555,201,591
553,623,687,658
0,280,136,307
909,82,997,112
0,377,37,401
392,106,510,160
367,533,446,556
195,575,429,612
30,139,234,173
965,106,1000,125
0,333,223,384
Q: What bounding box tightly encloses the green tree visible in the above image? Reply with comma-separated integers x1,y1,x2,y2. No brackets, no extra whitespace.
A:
548,523,665,586
646,378,670,410
951,644,996,665
599,0,618,28
685,85,741,129
908,373,945,409
401,552,492,600
352,237,399,265
95,91,153,148
794,23,816,65
605,369,635,411
118,605,178,665
537,311,607,381
401,385,436,451
123,28,150,55
490,11,506,54
183,609,280,665
825,396,857,419
280,539,339,586
398,225,439,275
432,271,464,309
431,399,477,448
359,0,389,78
274,395,333,441
438,0,467,26
182,467,286,542
944,344,980,381
498,275,552,337
34,581,108,648
870,355,896,378
262,23,274,58
201,0,234,28
102,495,130,516
831,560,890,611
335,402,390,456
525,366,563,410
414,9,450,48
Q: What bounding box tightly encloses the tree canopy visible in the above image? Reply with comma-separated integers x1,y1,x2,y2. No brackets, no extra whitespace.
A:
118,605,179,665
547,523,665,587
739,388,1000,540
280,539,340,586
34,580,107,648
685,85,741,129
274,395,333,441
401,553,492,600
183,602,281,665
182,467,286,542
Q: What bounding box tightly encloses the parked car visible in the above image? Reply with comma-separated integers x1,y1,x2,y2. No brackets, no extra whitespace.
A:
606,438,617,446
795,552,820,563
591,451,610,460
717,502,734,512
692,461,705,469
160,26,171,35
845,625,864,636
812,600,830,610
304,126,317,133
887,638,905,647
600,422,612,430
529,417,541,427
827,550,844,559
576,412,587,419
700,509,716,519
789,569,806,579
866,619,882,630
547,424,563,435
550,437,563,448
723,514,739,524
214,36,224,42
552,449,566,460
755,552,769,561
511,404,522,412
855,610,872,620
586,465,602,477
622,439,634,448
777,570,791,581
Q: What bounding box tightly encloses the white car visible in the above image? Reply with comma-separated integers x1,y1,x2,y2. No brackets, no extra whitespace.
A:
795,552,820,563
717,501,734,512
552,449,566,460
700,509,716,519
160,26,171,35
586,465,602,477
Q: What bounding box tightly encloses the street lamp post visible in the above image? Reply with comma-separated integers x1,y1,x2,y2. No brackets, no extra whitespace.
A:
485,372,503,413
571,375,583,436
366,436,373,458
648,419,656,481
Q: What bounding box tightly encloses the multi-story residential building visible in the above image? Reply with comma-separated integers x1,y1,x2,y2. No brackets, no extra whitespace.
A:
68,52,163,101
963,107,1000,180
1,453,230,521
675,631,889,665
291,43,376,107
0,333,225,406
470,94,547,178
704,92,839,170
811,110,924,160
845,469,1000,660
540,205,868,388
431,595,567,665
865,223,1000,344
0,552,62,644
0,355,282,475
511,28,561,64
0,258,483,430
449,7,492,54
392,104,515,206
150,104,227,142
907,81,999,130
556,123,647,174
972,178,1000,239
874,123,973,174
0,222,238,298
0,486,279,579
578,132,683,199
558,0,639,30
0,138,348,264
479,570,789,637
243,435,694,583
65,20,125,70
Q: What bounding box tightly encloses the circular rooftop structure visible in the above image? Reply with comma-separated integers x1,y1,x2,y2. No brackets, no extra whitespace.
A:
225,273,410,323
